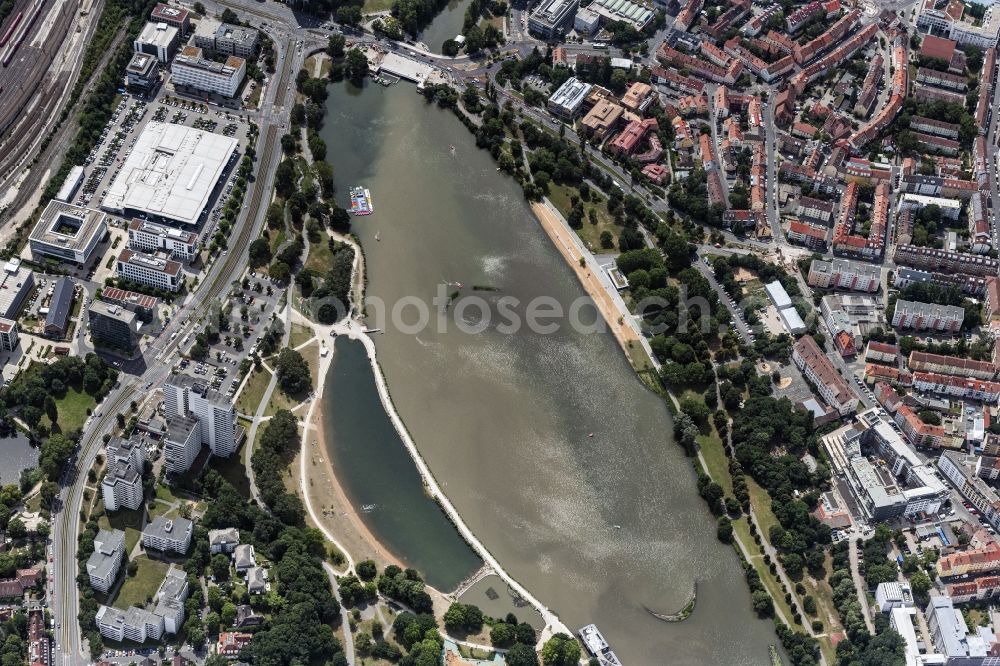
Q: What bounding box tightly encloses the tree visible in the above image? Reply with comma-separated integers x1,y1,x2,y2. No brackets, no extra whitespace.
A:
506,643,539,666
491,622,516,648
357,559,377,581
541,634,581,666
751,590,774,618
328,34,346,58
221,602,237,627
346,48,368,84
275,348,311,396
248,238,272,267
211,553,231,581
6,518,25,540
717,516,733,543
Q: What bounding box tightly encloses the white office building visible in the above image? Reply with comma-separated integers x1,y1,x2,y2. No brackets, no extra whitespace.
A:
87,529,125,593
171,48,246,98
528,0,579,38
163,375,237,458
30,201,108,265
116,249,183,293
0,319,18,352
142,516,193,554
547,77,592,119
128,219,198,261
134,21,179,62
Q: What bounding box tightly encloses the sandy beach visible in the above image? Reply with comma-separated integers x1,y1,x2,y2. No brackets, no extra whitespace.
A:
529,201,640,354
298,404,405,573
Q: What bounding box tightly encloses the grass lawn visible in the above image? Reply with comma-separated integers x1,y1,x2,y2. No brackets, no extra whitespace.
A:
697,429,733,495
266,384,302,416
154,484,180,504
299,342,321,387
114,556,169,609
268,226,288,256
99,505,146,554
148,501,174,520
304,234,334,274
363,0,395,12
290,323,314,349
548,184,623,253
43,385,97,436
748,477,779,541
236,367,273,416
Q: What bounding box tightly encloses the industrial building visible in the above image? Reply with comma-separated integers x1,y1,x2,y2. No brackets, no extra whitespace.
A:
126,52,160,93
44,278,74,339
171,47,246,97
547,77,592,119
55,166,85,203
133,21,179,63
0,259,33,321
128,218,198,261
116,249,183,293
89,301,140,353
528,0,578,38
30,201,108,265
163,374,237,458
101,121,238,225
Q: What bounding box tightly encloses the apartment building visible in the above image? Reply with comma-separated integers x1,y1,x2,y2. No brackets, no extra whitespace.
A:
142,516,193,555
986,277,1000,324
917,0,1000,48
894,245,999,278
96,606,163,644
87,529,125,593
163,375,237,458
807,257,880,292
908,351,997,380
128,219,197,261
117,249,182,292
912,372,1000,401
153,567,189,634
101,460,143,512
939,451,1000,531
792,335,857,416
937,541,1000,577
865,341,899,364
163,415,201,474
891,299,964,332
893,404,963,450
787,220,827,250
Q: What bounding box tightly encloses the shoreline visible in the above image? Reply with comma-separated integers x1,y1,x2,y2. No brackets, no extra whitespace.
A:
304,402,407,573
528,200,642,361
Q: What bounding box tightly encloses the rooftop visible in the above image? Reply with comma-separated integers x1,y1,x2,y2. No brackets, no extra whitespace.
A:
101,121,238,225
118,249,182,277
143,515,193,543
31,201,108,252
136,21,179,48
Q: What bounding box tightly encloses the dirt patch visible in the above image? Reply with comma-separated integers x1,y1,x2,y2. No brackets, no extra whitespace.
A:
777,377,793,389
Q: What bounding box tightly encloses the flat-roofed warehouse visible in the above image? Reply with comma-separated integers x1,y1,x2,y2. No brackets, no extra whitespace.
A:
100,122,239,226
30,201,109,265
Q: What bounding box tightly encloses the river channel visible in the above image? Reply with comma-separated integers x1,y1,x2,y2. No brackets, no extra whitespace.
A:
318,80,778,664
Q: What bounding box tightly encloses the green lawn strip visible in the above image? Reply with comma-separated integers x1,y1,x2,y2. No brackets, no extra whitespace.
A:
732,518,798,627
114,556,169,609
98,505,145,554
548,183,623,252
236,367,273,415
290,323,314,349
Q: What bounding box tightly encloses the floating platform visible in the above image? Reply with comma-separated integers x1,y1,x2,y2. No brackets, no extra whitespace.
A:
579,624,623,666
350,186,373,216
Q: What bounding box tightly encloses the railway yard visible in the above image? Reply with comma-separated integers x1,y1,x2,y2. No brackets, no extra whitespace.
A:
0,0,103,220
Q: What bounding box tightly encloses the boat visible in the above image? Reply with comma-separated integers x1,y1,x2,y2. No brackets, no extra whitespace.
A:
578,624,623,666
350,186,374,216
375,231,381,241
